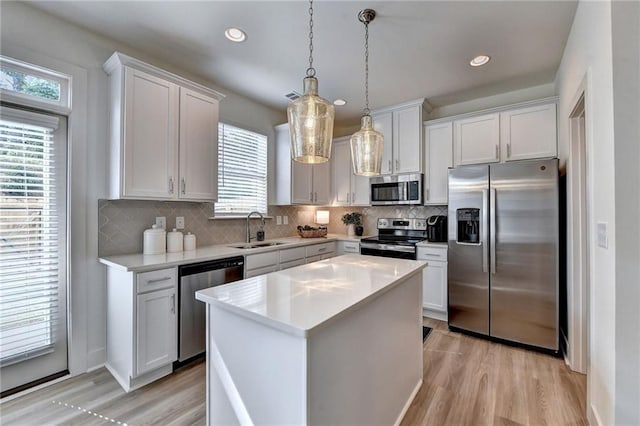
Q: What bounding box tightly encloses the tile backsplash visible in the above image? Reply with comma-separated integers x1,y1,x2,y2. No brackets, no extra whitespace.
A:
98,200,447,256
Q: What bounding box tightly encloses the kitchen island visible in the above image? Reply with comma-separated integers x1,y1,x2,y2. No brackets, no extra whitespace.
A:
195,254,426,426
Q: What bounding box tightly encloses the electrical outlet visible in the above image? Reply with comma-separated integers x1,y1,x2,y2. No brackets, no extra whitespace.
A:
597,222,608,249
283,215,289,225
276,216,282,225
155,216,166,229
176,216,185,229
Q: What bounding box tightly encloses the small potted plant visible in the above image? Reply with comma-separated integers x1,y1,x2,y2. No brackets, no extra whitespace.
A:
341,212,363,237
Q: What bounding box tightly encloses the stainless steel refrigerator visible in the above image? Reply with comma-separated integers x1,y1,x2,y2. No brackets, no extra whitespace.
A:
448,158,559,351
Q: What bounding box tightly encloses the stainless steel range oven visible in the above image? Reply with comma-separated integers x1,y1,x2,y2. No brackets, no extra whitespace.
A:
360,218,428,260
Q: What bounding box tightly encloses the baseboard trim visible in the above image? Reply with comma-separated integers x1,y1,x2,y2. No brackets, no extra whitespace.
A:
394,379,423,426
422,309,447,321
87,347,106,371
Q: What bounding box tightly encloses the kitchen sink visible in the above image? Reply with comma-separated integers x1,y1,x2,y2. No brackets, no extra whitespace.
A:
230,242,287,249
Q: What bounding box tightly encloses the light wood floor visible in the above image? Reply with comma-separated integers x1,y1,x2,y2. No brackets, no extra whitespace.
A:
1,319,587,425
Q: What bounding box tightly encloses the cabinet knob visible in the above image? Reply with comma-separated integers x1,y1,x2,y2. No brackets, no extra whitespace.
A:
181,178,186,195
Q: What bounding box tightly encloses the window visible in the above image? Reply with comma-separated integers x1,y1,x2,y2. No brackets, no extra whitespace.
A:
215,123,268,215
0,56,70,111
0,106,67,367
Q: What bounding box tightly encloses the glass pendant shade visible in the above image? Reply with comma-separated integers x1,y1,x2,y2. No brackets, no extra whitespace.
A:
350,115,383,176
287,76,335,164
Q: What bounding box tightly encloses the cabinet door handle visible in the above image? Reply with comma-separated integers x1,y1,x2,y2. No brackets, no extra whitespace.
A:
318,247,327,252
346,192,350,203
426,188,430,201
395,159,400,170
170,293,176,314
507,143,511,158
310,192,313,202
181,178,186,194
314,192,318,203
169,177,174,194
495,145,499,160
388,160,392,172
352,192,355,204
146,276,172,284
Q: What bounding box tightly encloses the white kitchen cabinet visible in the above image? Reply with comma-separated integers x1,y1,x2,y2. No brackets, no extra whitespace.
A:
136,286,177,376
275,123,330,205
372,99,426,175
105,265,178,392
424,122,453,204
331,137,370,206
500,103,557,161
453,113,500,166
417,245,448,321
104,52,224,201
337,240,360,255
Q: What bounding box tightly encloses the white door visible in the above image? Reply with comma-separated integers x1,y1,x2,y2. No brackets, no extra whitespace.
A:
123,67,178,199
424,122,453,204
136,287,177,376
291,160,313,204
501,103,557,161
393,105,422,174
454,113,500,166
422,261,447,313
312,161,331,205
331,139,351,205
372,112,393,175
351,172,370,206
178,88,219,201
0,107,68,394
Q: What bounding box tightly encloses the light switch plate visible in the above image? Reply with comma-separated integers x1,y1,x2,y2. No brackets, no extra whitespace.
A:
283,216,289,225
276,216,282,225
155,216,166,229
176,216,185,229
597,222,608,249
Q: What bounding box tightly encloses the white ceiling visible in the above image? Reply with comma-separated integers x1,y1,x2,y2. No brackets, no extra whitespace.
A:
26,1,578,126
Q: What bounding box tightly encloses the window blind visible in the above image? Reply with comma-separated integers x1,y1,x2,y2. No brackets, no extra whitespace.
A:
215,123,268,215
0,113,63,365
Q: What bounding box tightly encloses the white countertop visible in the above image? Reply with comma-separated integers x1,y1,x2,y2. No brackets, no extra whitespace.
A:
195,254,427,337
99,234,367,272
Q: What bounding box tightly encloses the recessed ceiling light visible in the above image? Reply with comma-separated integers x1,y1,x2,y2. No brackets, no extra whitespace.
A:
470,55,491,67
333,99,347,106
225,27,246,43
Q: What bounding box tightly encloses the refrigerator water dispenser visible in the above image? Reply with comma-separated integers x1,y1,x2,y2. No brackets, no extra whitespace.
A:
457,208,480,244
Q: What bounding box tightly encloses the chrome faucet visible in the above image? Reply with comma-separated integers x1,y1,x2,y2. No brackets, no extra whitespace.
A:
246,211,265,243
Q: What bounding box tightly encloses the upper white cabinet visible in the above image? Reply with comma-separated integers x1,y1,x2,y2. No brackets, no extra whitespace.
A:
274,123,330,205
451,99,557,167
500,103,557,161
331,136,370,206
371,99,426,175
424,122,453,205
454,113,500,166
104,52,224,201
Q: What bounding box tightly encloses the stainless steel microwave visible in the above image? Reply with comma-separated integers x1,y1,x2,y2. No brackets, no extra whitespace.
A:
370,173,423,206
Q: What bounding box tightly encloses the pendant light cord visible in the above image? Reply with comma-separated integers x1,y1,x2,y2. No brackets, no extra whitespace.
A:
364,19,370,116
306,0,316,77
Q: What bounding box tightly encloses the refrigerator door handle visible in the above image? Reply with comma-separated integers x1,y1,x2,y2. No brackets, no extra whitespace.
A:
482,189,489,273
490,187,497,274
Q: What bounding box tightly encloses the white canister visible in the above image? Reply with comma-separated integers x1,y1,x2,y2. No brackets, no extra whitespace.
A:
184,232,196,251
167,229,184,253
143,224,166,255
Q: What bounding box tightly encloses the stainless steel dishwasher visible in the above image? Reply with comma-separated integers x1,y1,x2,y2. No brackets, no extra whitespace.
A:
178,256,244,362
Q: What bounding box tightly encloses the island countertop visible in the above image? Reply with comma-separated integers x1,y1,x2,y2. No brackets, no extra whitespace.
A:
195,254,427,337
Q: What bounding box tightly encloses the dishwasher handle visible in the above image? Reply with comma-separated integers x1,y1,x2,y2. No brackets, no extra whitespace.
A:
179,256,245,277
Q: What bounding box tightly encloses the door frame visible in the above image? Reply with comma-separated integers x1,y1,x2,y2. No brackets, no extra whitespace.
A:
566,74,591,375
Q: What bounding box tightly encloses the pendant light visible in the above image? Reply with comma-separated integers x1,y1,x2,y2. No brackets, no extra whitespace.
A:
287,0,335,164
350,9,384,176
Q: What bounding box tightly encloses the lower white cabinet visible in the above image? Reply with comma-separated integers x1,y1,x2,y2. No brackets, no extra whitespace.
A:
337,241,360,255
417,245,448,320
245,242,337,277
136,287,177,376
106,266,178,392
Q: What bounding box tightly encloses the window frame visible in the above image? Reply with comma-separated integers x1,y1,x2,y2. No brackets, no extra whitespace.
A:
214,122,268,217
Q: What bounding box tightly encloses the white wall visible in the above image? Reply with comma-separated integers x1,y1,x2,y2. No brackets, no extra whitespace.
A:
0,2,285,372
611,1,640,425
554,1,615,424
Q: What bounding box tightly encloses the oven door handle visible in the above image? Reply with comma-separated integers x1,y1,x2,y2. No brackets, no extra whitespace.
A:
360,242,416,253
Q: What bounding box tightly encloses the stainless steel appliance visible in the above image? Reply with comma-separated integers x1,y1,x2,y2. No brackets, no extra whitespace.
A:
178,256,244,362
370,173,423,206
426,215,447,242
360,218,428,259
448,158,559,352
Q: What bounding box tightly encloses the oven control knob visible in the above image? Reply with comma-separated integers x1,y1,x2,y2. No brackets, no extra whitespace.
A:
415,220,426,229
